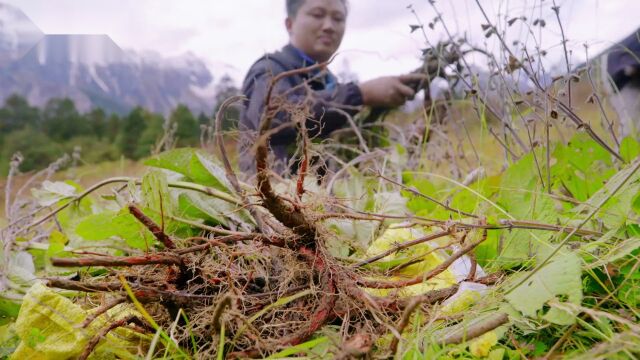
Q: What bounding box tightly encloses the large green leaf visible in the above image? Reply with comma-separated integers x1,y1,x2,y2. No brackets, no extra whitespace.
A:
75,209,155,250
144,148,232,192
474,230,501,269
496,151,558,267
194,152,233,192
552,133,615,202
332,171,373,212
177,189,254,229
143,147,192,175
324,218,379,252
572,158,640,229
374,191,407,219
403,177,438,216
11,282,141,359
177,192,229,226
505,250,582,325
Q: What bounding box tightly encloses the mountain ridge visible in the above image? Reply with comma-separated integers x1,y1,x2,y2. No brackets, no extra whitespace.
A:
0,3,229,116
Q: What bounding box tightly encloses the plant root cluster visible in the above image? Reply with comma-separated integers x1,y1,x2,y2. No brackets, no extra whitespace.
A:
46,65,500,359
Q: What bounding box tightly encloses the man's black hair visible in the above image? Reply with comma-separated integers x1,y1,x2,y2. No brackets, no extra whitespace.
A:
286,0,348,18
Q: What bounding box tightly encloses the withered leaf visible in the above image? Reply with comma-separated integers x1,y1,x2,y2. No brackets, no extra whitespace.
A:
533,19,547,27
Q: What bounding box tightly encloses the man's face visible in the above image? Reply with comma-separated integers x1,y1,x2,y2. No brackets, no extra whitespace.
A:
286,0,346,62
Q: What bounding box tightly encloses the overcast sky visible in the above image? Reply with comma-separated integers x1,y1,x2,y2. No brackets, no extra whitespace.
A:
6,0,640,84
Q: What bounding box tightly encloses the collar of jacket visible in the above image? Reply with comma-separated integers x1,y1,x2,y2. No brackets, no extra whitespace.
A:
282,44,337,91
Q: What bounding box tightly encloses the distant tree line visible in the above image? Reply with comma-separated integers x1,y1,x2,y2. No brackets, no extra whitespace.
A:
0,77,240,175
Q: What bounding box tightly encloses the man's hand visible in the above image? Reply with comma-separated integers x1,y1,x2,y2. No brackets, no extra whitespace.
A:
358,74,427,107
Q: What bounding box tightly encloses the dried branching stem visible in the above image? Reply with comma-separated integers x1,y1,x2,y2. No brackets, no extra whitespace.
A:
52,253,183,267
128,204,175,249
81,296,127,328
354,230,451,268
442,312,509,344
79,315,142,360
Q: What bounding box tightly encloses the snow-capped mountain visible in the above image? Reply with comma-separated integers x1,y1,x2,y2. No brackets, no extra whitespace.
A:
0,3,221,116
0,3,43,66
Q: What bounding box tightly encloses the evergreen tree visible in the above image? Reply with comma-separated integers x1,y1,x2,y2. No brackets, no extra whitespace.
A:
135,112,165,158
0,94,40,134
197,112,209,127
105,114,121,143
42,98,91,141
87,108,107,139
213,74,240,131
117,107,147,159
170,104,199,147
0,127,62,174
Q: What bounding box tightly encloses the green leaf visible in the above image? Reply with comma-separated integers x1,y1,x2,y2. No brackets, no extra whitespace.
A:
493,149,568,267
46,231,68,258
12,282,89,358
194,152,233,192
573,158,640,229
324,218,379,252
620,136,640,163
144,147,193,176
75,209,155,250
30,181,77,207
505,250,582,325
404,178,438,215
586,237,640,268
474,230,500,269
632,192,640,215
11,282,142,359
144,148,232,192
0,323,20,356
7,252,36,287
0,299,20,325
332,172,372,212
141,170,174,217
374,191,407,219
177,192,229,226
177,190,254,229
551,134,616,203
618,281,640,308
498,197,557,268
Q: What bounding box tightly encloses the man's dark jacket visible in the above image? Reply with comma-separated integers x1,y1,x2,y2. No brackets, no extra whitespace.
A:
607,28,640,90
238,44,364,175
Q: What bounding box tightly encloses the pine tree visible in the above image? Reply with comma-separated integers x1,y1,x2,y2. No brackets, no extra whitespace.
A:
117,107,147,159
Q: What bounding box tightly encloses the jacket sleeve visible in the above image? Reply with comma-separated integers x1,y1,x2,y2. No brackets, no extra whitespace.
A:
242,60,364,146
